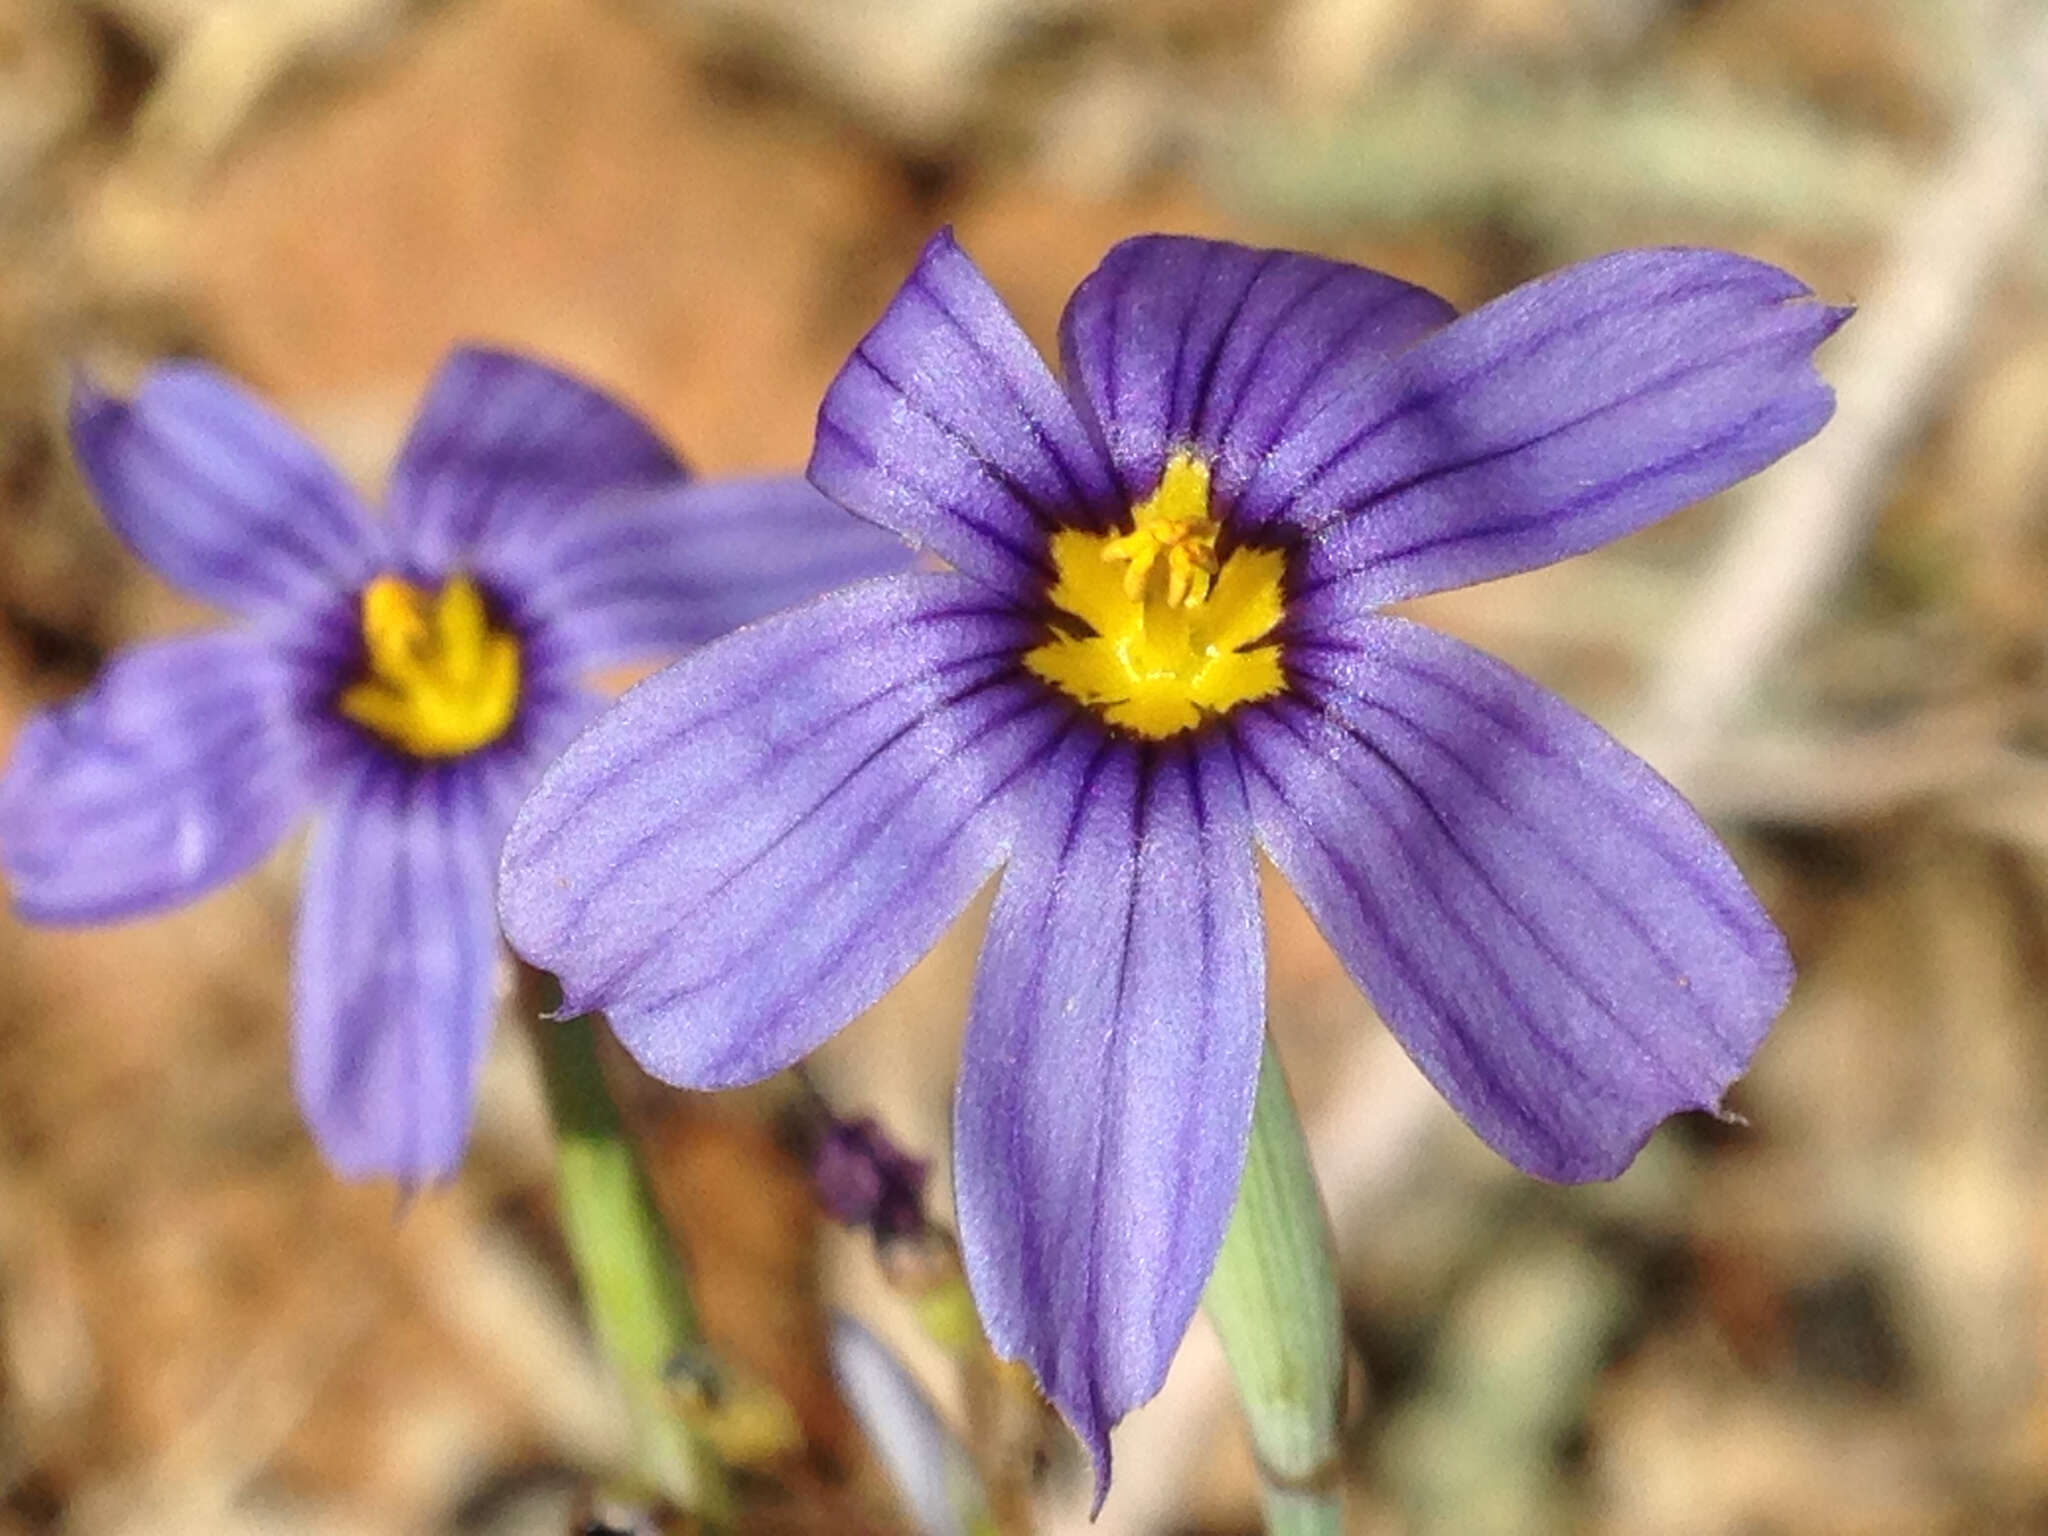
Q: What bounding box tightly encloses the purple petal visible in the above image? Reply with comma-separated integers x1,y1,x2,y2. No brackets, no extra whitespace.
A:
293,760,503,1183
0,633,307,922
1236,248,1846,603
808,230,1119,602
1058,234,1453,503
69,365,383,618
387,346,685,575
830,1315,983,1536
498,572,1069,1087
510,475,920,674
954,732,1264,1501
1238,616,1790,1182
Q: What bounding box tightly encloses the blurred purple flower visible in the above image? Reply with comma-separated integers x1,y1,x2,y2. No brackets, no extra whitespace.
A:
0,347,911,1183
812,1114,930,1240
498,232,1845,1487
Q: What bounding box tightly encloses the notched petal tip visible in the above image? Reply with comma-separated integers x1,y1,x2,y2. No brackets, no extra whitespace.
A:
543,972,600,1027
919,223,964,263
1271,244,1854,608
1529,956,1786,1187
62,356,384,615
1244,618,1797,1189
1489,924,1790,1187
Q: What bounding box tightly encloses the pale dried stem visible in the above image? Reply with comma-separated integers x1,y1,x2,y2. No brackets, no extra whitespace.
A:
1629,2,2048,789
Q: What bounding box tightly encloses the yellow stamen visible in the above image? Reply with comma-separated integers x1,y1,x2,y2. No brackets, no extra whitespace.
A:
1024,452,1286,739
1099,454,1222,607
338,574,521,759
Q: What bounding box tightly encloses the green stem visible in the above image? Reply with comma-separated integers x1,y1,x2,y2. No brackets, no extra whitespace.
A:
534,1009,732,1524
1203,1038,1346,1536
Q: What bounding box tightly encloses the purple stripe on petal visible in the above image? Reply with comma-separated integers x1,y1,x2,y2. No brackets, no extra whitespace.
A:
498,572,1062,1089
387,347,685,577
292,757,503,1183
502,475,918,674
809,230,1118,601
69,366,383,618
1236,248,1844,597
955,732,1264,1503
0,633,308,922
1239,615,1790,1182
1058,235,1454,506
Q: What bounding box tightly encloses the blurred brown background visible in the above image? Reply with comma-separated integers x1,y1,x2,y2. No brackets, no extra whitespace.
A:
2,0,2046,1531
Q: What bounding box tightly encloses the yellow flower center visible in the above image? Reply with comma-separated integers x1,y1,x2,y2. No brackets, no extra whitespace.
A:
1023,452,1286,739
337,574,521,759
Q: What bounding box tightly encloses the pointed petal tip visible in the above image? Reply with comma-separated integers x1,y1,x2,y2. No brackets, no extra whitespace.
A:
1023,1354,1114,1517
953,736,1263,1524
549,981,600,1025
65,362,113,420
536,989,580,1025
292,769,498,1193
1085,1431,1114,1517
980,1330,1117,1510
297,1074,476,1190
1787,297,1854,363
310,1129,462,1189
302,1056,470,1185
1711,1098,1752,1129
387,345,687,575
1529,1089,1753,1186
508,957,585,1024
435,339,531,375
808,231,1115,598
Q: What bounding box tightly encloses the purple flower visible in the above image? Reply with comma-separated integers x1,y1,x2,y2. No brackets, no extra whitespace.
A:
0,346,912,1183
498,233,1844,1485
